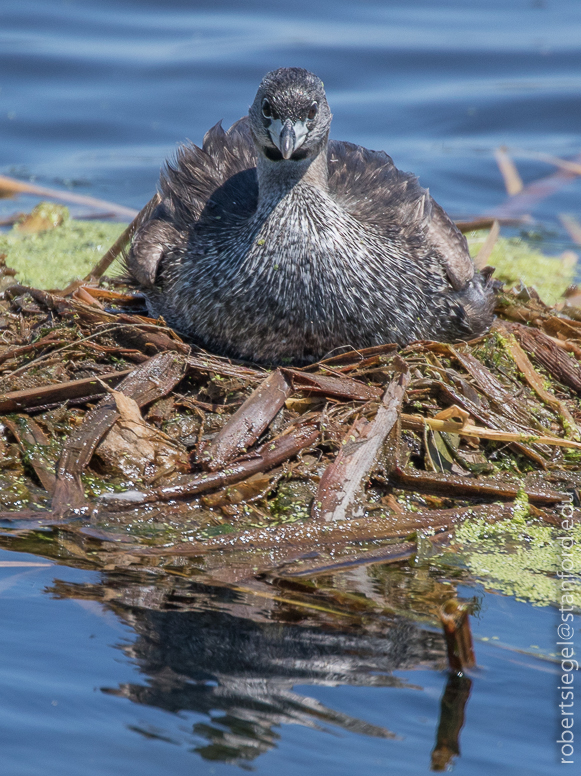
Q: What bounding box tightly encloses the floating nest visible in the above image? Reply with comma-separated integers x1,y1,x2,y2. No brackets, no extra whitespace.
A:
0,248,580,570
0,186,580,644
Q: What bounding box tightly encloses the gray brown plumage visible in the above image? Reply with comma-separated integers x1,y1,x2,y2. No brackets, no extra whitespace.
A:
127,67,495,365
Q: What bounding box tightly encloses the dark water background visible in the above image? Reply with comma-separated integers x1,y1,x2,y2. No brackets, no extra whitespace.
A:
1,1,581,774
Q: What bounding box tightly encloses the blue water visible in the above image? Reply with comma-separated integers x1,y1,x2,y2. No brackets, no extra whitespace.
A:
2,0,581,224
0,548,568,776
1,1,581,773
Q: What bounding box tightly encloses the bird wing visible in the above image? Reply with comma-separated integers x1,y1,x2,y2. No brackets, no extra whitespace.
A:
425,200,474,290
127,118,257,286
327,140,474,290
161,118,257,228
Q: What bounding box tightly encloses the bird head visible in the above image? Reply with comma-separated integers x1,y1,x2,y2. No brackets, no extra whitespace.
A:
249,68,332,161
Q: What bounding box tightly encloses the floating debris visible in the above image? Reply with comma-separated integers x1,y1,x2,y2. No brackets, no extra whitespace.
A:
0,266,580,567
438,598,476,674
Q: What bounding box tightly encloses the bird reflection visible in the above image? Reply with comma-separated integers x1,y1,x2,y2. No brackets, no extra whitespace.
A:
51,572,446,764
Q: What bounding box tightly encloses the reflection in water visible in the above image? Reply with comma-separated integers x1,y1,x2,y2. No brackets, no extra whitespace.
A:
50,571,447,765
431,673,472,772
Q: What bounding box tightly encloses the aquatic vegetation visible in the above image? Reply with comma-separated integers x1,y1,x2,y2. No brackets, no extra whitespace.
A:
0,206,126,288
435,498,581,609
467,232,576,304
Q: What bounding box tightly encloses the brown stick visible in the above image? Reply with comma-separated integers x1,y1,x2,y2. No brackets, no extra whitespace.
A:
402,413,581,451
186,355,264,383
507,321,581,394
0,331,65,366
112,324,190,356
411,377,549,469
3,415,56,492
439,598,476,673
391,466,566,505
473,220,500,270
512,150,581,177
0,369,133,414
276,541,417,577
51,352,186,514
559,214,581,245
494,147,523,195
0,510,67,524
98,420,320,509
0,173,138,220
488,153,581,219
454,216,529,233
201,369,292,470
450,348,527,421
312,369,409,521
306,343,398,370
81,193,162,284
3,284,59,310
495,321,580,440
136,503,515,557
431,673,472,772
283,368,382,401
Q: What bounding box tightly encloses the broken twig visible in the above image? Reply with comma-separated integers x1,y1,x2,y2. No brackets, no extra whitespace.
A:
312,368,409,521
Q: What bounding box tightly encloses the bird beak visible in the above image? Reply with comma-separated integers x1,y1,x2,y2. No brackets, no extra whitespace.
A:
269,118,309,159
279,120,295,160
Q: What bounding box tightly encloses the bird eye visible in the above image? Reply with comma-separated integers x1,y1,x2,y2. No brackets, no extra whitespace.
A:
262,99,278,120
308,102,318,120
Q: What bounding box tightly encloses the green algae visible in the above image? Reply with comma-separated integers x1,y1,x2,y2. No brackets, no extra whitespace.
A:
467,231,576,305
269,480,316,523
0,206,127,289
0,474,32,510
434,500,581,609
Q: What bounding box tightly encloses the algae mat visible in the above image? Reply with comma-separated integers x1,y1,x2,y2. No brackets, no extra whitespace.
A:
0,206,126,289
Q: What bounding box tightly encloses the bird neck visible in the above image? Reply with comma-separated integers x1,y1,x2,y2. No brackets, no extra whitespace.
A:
256,144,329,206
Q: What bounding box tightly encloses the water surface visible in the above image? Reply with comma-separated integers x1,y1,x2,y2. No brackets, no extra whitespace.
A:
0,548,567,775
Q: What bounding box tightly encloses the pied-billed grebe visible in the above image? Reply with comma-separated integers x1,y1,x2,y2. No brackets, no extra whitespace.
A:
127,67,495,364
